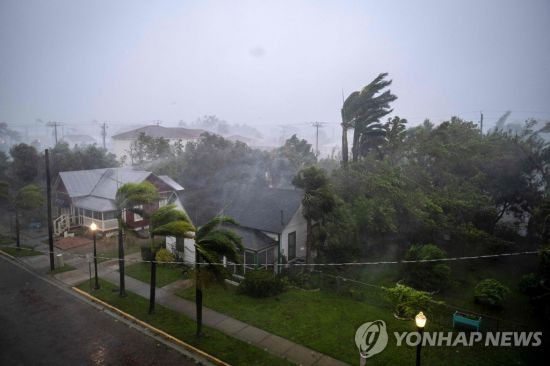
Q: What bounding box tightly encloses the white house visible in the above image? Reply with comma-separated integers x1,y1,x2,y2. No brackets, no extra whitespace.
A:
53,167,184,235
111,125,204,165
166,185,306,273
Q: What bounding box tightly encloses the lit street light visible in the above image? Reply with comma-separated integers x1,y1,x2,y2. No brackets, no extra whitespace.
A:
415,311,426,366
90,222,100,290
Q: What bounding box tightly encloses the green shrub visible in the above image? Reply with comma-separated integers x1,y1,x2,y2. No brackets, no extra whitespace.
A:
239,269,286,298
384,284,439,318
518,273,541,297
404,244,450,291
474,279,509,307
155,248,175,265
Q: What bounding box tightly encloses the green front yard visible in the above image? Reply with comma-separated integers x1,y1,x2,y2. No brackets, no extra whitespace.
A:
0,245,43,257
77,280,293,366
177,285,540,365
125,262,184,287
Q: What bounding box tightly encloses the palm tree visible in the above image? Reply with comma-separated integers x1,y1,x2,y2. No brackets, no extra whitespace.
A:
149,204,195,314
341,73,397,164
115,182,158,296
193,216,243,336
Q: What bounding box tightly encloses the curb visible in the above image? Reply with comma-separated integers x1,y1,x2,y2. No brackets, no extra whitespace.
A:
0,249,16,260
72,287,230,366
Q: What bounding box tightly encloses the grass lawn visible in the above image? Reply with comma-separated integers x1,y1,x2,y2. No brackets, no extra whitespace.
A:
0,236,14,245
0,245,43,257
50,264,76,275
76,280,293,366
125,262,184,287
177,285,541,365
97,239,142,262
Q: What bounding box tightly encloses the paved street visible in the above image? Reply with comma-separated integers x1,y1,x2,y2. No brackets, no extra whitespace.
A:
0,256,196,366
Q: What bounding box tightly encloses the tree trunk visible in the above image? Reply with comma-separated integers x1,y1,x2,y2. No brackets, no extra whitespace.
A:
341,125,349,166
195,250,203,336
118,223,126,297
15,207,20,249
305,217,312,265
148,260,156,314
352,126,360,162
148,236,156,314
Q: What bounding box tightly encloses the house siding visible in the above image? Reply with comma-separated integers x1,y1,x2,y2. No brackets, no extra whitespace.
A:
280,205,307,261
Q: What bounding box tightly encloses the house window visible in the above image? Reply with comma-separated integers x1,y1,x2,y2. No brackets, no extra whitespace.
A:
103,211,117,220
288,232,296,260
133,205,143,221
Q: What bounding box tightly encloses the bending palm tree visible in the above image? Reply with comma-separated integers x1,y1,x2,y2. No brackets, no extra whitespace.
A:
149,204,195,314
341,73,397,164
193,216,243,336
115,182,158,296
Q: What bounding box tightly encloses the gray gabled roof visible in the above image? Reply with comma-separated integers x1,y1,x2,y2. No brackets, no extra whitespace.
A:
180,184,303,234
59,168,151,200
223,224,277,252
158,175,184,191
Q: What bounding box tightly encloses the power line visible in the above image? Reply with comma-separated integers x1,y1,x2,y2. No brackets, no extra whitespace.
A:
4,245,548,267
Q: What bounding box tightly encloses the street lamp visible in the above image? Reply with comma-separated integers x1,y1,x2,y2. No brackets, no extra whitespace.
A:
90,222,100,290
415,311,426,366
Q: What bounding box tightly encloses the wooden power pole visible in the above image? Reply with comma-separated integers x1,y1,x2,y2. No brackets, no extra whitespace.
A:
45,149,55,271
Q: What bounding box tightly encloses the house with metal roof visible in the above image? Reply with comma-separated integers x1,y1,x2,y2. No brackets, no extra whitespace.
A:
53,167,184,235
111,125,205,165
168,184,307,273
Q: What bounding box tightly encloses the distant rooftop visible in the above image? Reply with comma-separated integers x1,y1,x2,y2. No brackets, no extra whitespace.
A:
112,125,205,140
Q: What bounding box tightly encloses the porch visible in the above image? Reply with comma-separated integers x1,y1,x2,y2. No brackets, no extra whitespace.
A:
55,206,119,235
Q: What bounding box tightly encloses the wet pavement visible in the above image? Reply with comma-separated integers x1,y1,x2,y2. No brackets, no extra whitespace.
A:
0,257,196,366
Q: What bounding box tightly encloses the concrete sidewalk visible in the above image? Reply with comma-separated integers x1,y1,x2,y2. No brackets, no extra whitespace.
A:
7,243,348,366
96,270,348,366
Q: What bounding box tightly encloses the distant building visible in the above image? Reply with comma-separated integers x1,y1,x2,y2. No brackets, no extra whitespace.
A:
111,125,204,164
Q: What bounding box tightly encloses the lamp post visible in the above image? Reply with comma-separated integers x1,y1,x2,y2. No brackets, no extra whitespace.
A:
415,311,426,366
91,222,100,290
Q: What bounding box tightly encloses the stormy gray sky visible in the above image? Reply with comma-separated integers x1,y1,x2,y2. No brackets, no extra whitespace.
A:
1,0,549,130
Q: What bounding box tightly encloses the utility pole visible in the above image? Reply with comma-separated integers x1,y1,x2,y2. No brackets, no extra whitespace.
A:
480,112,484,136
47,121,64,145
45,149,55,271
101,122,107,149
312,122,324,157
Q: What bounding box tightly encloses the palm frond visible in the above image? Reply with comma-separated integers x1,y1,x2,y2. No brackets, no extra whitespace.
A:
197,215,238,238
150,204,192,229
152,221,195,238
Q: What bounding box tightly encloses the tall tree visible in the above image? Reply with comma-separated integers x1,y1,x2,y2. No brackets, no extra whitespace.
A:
0,183,44,248
149,204,195,314
292,166,335,264
341,73,397,163
115,182,158,296
193,216,243,336
9,143,40,184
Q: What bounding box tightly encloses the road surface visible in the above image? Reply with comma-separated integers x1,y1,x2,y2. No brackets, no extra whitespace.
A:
0,256,196,366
